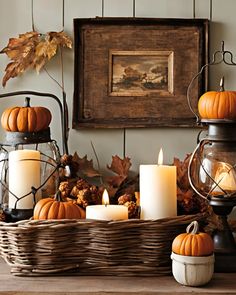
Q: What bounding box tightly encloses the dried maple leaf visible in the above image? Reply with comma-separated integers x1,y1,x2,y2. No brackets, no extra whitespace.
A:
0,30,72,86
60,152,137,201
105,156,132,197
72,152,100,178
107,155,131,177
47,31,72,48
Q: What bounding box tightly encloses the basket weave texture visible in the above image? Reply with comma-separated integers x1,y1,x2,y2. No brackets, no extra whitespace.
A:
0,214,205,276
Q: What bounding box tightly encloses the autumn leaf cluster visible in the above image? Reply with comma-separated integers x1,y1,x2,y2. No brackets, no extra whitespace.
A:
0,31,72,87
60,153,138,202
173,154,208,214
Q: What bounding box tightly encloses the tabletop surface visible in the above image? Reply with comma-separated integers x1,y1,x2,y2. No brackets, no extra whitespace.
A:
0,258,236,295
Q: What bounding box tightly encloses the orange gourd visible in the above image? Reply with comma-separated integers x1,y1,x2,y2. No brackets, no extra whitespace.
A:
198,78,236,120
1,97,52,132
172,221,214,256
33,191,85,220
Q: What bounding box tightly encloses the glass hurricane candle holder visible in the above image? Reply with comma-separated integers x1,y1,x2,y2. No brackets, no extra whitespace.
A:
0,91,67,221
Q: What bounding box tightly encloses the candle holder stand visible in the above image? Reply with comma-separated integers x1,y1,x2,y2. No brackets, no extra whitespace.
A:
0,91,67,221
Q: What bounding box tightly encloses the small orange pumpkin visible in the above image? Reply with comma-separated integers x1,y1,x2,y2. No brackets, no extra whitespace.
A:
33,191,85,220
172,221,214,256
198,77,236,120
1,97,52,132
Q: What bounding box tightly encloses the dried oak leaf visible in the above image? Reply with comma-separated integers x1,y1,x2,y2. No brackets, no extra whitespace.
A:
0,30,72,86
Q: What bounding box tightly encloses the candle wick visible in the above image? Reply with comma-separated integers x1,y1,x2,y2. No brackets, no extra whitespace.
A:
105,203,108,207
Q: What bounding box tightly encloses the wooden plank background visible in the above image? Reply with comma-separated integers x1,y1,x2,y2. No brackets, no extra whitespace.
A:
0,0,235,176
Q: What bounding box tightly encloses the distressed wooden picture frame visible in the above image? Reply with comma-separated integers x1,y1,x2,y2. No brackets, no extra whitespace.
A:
73,18,209,128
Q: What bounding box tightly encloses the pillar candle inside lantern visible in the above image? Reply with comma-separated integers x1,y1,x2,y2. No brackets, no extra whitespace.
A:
8,150,41,209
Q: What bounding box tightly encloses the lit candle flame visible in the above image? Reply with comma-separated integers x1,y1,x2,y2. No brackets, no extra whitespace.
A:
102,189,109,205
213,162,236,194
158,148,163,165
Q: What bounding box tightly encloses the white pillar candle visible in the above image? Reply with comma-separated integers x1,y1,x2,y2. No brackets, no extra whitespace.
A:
8,150,41,209
140,149,177,220
86,204,128,220
86,189,128,220
212,162,236,194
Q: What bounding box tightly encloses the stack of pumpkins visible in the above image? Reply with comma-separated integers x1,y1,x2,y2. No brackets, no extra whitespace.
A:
171,221,214,286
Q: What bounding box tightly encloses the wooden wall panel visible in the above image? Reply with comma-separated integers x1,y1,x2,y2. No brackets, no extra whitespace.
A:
32,0,63,32
135,0,193,18
125,128,200,171
195,0,211,19
125,0,204,170
1,0,235,176
209,0,236,91
65,0,124,167
104,0,134,16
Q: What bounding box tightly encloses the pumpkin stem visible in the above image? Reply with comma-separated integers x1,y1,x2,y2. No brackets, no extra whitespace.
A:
24,97,31,107
186,220,199,235
220,76,225,92
55,190,64,202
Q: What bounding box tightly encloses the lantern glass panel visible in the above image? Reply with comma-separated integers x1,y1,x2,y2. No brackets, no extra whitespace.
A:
190,141,236,198
0,141,60,212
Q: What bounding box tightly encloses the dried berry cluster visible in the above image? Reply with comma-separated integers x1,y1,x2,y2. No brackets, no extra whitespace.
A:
59,178,103,208
118,193,140,219
59,178,140,219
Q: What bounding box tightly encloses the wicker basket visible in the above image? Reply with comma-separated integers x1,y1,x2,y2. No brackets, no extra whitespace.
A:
0,214,206,276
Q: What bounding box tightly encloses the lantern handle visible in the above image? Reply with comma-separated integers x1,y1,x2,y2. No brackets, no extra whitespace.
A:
0,90,68,155
187,41,236,124
188,141,208,200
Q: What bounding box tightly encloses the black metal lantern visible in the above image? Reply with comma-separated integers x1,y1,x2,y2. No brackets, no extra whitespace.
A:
0,91,68,222
187,42,236,272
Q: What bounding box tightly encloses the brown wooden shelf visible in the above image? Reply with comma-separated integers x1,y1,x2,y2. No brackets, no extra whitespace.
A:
0,258,236,294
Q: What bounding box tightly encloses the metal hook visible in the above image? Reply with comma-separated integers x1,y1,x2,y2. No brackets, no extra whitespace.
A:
187,41,236,122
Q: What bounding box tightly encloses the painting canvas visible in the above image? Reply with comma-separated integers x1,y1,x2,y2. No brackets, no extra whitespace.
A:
109,51,173,96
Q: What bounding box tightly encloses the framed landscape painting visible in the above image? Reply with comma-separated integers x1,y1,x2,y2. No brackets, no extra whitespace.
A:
109,50,173,97
73,18,209,128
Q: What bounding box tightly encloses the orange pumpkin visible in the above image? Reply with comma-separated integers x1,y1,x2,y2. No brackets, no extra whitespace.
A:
172,221,214,256
1,97,52,132
198,78,236,120
33,191,85,220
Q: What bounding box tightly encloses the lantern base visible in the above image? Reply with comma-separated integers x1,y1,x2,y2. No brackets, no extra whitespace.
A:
214,252,236,272
4,208,33,222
